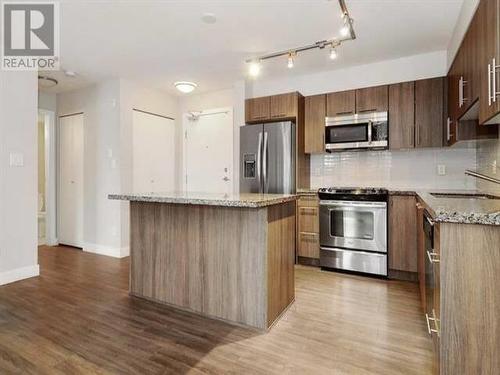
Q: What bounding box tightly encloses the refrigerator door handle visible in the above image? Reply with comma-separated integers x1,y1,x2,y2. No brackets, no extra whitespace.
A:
263,131,268,193
257,132,262,193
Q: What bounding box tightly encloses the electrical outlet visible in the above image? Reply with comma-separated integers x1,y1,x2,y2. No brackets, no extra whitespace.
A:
437,164,446,176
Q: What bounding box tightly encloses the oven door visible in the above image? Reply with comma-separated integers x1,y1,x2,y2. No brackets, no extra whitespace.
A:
325,122,371,150
319,200,387,253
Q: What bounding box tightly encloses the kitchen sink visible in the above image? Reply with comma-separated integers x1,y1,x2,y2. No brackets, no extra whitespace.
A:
430,192,500,200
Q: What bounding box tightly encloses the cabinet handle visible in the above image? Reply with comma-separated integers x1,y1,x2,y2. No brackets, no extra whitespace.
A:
427,250,440,264
493,58,499,104
299,207,318,215
489,62,492,106
425,313,440,336
446,118,451,142
458,76,468,107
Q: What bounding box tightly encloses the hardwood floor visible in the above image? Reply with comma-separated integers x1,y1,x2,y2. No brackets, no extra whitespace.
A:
0,246,433,374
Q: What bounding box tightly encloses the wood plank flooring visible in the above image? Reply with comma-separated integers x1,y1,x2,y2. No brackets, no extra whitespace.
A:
0,246,433,374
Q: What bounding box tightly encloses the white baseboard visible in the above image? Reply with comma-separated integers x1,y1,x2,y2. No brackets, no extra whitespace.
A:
0,264,40,286
83,243,129,258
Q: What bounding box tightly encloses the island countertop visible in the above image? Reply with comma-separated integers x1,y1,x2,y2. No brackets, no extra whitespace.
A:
109,191,297,208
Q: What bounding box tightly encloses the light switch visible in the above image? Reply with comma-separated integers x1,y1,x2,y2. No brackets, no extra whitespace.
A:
9,152,24,167
437,164,446,176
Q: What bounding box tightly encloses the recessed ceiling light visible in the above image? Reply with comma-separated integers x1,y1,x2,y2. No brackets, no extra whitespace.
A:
201,13,217,24
174,81,197,94
38,75,58,88
64,70,77,77
248,61,261,78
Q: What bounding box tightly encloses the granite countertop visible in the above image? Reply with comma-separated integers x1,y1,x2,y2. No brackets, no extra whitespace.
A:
109,192,297,208
416,190,500,226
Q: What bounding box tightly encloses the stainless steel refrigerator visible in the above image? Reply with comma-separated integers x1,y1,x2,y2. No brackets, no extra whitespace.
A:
240,121,295,194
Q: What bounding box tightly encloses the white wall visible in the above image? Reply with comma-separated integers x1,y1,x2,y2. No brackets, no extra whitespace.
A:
247,50,448,98
38,91,57,112
57,81,125,257
0,70,39,285
447,0,480,69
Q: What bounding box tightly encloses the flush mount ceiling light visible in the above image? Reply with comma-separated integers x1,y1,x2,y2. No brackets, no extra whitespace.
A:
174,81,197,94
38,75,58,88
245,0,355,76
64,70,77,77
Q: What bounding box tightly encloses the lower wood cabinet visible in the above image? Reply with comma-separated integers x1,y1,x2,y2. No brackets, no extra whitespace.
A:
388,195,418,279
296,195,320,264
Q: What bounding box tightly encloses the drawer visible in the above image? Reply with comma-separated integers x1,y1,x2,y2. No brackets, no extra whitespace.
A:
297,206,319,233
297,195,319,207
298,232,320,259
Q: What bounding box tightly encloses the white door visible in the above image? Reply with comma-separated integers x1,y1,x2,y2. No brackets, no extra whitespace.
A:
59,114,84,248
183,108,233,194
132,110,176,192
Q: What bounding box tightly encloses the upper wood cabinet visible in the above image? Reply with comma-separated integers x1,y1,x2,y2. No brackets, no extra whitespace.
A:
245,96,270,123
326,90,355,116
355,85,388,113
479,0,500,124
245,92,299,123
389,82,415,149
304,95,326,154
415,77,444,148
389,195,418,274
270,93,298,119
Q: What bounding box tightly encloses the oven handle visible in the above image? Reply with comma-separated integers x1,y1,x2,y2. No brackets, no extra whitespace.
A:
320,247,387,257
319,200,387,208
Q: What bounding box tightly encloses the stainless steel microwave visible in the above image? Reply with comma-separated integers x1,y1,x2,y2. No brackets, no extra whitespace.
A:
325,111,388,151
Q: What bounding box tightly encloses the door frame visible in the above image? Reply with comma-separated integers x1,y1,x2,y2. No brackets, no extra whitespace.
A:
182,107,234,192
57,112,84,248
38,109,57,246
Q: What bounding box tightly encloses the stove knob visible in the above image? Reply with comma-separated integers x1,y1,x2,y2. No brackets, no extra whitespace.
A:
328,188,334,192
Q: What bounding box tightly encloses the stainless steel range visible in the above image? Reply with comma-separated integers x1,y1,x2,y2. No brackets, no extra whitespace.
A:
318,188,388,276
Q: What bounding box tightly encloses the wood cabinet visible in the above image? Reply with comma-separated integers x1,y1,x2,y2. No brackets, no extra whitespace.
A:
245,92,299,123
479,0,500,124
326,90,355,116
270,93,298,120
245,96,270,123
356,85,388,113
389,82,415,149
296,195,320,264
304,95,326,154
388,195,418,277
415,77,444,148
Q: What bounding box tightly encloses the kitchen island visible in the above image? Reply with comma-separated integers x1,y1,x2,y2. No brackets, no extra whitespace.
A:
109,192,297,330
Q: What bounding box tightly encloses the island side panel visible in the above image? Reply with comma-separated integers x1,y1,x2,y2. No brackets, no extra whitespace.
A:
440,223,500,375
129,201,268,329
266,201,296,327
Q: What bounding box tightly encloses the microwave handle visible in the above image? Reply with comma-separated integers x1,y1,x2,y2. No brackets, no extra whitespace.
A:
368,120,373,144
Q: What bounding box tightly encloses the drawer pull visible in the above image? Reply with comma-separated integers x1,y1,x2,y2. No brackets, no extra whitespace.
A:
427,250,440,264
425,313,440,336
299,207,318,215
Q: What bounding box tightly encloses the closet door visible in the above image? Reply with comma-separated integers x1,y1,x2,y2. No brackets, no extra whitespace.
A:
59,114,84,247
132,110,176,193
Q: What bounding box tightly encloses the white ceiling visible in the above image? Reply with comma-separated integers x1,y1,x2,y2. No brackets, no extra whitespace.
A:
40,0,465,95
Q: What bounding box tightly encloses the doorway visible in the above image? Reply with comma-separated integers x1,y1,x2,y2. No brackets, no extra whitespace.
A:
132,109,176,192
58,113,84,248
38,109,56,246
183,107,233,194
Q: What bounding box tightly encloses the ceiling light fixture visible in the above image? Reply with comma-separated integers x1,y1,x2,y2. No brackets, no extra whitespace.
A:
245,0,355,75
38,75,58,88
64,70,77,77
329,47,338,60
201,13,217,24
174,81,197,94
287,52,295,69
248,61,261,77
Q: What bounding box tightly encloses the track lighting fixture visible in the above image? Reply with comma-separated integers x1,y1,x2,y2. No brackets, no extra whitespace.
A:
245,0,355,77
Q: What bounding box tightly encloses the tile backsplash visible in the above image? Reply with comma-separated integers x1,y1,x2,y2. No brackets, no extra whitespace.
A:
310,146,477,190
476,135,500,194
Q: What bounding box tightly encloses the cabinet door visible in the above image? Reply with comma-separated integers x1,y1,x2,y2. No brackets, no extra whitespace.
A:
479,0,500,124
245,97,270,123
415,77,444,148
326,90,355,116
304,94,326,153
389,195,418,273
270,93,298,120
297,232,320,259
389,82,415,149
356,85,388,113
